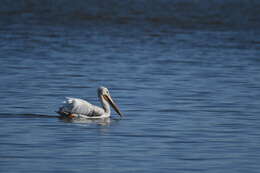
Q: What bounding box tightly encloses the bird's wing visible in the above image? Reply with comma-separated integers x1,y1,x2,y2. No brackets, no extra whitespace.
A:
58,97,104,117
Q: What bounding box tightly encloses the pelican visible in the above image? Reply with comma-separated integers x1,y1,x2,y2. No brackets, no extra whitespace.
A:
57,86,123,119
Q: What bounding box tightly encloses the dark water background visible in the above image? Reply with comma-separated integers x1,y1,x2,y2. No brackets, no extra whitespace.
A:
0,0,260,172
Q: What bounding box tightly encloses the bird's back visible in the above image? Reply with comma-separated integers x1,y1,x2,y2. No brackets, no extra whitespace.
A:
58,97,105,117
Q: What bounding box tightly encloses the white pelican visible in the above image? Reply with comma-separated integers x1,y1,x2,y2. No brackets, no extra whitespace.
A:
57,86,123,119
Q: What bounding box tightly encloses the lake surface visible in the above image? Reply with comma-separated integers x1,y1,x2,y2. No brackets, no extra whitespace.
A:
1,1,260,172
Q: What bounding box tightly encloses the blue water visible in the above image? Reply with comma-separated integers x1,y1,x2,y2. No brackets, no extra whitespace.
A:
1,1,260,172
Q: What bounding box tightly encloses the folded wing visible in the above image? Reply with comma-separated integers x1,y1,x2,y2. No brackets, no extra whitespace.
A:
58,97,104,117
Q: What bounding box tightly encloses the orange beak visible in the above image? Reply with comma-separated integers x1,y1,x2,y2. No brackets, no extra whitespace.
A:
103,95,123,117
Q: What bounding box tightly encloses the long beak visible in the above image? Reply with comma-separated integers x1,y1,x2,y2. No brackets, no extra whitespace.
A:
103,95,123,117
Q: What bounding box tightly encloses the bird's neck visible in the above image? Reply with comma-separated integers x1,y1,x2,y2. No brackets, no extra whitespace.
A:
100,96,110,114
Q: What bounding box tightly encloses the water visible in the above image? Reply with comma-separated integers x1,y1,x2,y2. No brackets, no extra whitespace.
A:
1,1,260,172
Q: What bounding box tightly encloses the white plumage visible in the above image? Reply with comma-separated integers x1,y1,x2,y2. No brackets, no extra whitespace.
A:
57,87,123,119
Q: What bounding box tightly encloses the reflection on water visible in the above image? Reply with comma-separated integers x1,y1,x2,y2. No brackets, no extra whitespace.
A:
59,116,113,126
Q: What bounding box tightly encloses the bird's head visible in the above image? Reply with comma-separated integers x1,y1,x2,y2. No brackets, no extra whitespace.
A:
98,86,123,117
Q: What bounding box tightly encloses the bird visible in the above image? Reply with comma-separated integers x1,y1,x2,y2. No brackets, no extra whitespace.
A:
57,86,123,119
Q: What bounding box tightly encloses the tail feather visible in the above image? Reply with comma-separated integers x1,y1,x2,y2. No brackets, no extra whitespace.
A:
57,97,75,116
